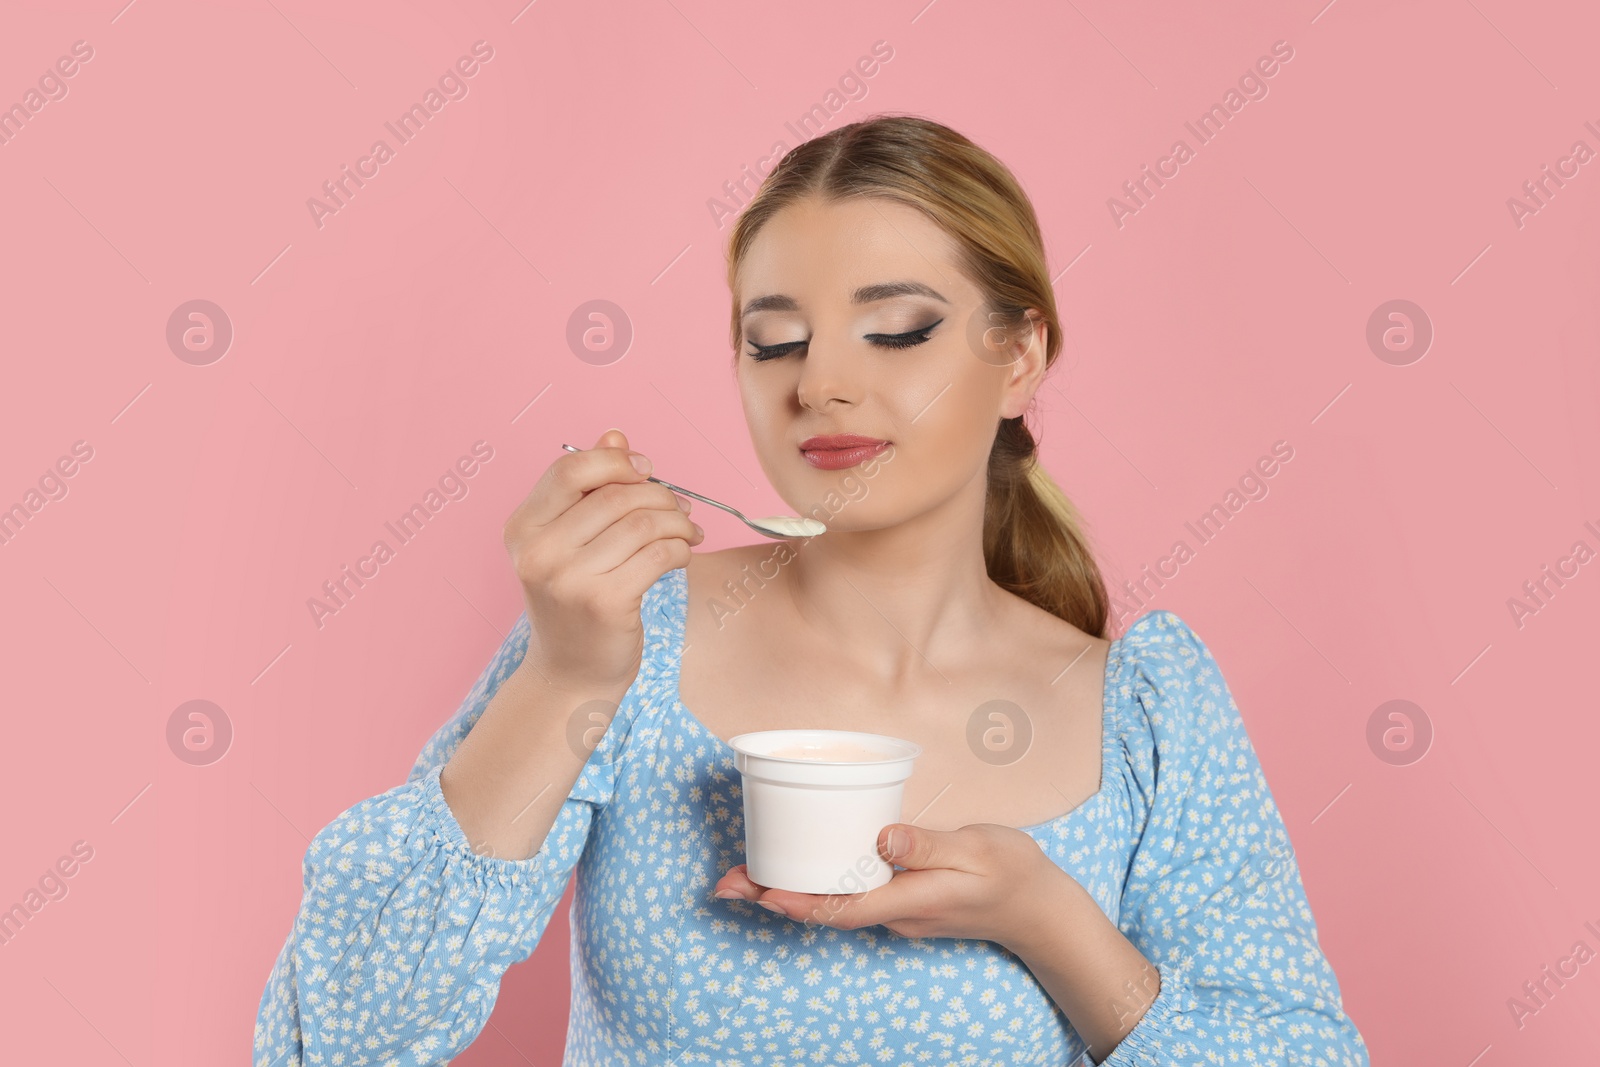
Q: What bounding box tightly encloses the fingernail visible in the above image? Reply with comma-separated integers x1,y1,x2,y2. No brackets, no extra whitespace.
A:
714,889,741,900
691,522,704,538
887,828,909,859
629,452,652,475
676,495,692,513
758,900,786,915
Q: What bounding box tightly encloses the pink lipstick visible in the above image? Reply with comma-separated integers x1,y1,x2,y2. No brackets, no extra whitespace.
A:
799,433,891,471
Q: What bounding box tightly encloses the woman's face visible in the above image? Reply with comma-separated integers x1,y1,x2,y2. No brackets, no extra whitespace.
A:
733,194,1048,534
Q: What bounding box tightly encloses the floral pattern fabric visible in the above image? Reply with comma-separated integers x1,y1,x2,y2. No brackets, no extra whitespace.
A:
255,565,1369,1066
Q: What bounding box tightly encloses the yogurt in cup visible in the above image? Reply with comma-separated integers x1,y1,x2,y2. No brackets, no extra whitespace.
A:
728,729,922,895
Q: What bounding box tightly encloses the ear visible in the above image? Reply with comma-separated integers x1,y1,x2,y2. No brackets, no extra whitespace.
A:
997,310,1048,421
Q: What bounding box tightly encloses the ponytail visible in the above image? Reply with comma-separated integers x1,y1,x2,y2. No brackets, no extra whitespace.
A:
985,415,1110,638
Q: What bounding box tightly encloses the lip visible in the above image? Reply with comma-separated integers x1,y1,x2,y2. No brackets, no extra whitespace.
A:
799,433,891,471
799,433,889,450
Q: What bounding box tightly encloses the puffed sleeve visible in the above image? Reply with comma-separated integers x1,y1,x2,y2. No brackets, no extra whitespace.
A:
253,610,643,1066
1091,611,1370,1067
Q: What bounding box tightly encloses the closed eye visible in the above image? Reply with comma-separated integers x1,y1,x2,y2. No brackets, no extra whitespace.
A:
746,319,945,362
746,339,805,362
868,318,943,349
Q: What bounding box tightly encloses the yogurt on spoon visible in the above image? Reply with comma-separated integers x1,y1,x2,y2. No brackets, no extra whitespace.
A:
750,515,826,538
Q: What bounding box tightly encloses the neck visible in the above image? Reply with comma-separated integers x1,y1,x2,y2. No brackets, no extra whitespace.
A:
780,497,1003,688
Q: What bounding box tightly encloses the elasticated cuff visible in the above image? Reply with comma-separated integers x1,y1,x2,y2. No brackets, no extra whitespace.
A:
1090,955,1201,1065
409,764,555,885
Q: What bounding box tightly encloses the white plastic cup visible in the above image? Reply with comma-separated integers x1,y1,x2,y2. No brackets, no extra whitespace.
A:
728,729,922,895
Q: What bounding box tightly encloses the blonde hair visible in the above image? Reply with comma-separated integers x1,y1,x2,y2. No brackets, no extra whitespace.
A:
724,114,1110,638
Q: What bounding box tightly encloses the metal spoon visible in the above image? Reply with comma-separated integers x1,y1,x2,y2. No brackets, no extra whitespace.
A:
560,443,825,540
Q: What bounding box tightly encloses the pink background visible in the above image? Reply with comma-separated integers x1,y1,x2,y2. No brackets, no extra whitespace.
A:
2,0,1597,1062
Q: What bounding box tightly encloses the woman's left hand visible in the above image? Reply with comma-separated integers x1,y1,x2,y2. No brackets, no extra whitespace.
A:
712,821,1062,951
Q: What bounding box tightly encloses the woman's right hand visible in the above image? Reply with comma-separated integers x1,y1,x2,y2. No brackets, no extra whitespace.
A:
504,428,704,694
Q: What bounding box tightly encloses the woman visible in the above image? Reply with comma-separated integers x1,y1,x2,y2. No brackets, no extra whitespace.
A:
255,115,1369,1066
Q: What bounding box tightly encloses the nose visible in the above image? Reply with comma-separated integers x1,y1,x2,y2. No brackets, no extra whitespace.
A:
794,331,859,413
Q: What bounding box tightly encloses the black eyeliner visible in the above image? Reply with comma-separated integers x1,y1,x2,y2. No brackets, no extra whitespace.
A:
745,318,944,361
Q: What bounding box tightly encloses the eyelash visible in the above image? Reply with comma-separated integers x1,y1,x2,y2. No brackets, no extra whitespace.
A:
746,319,944,362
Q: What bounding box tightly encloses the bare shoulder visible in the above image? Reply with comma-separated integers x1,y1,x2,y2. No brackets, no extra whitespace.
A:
683,542,795,607
994,583,1111,679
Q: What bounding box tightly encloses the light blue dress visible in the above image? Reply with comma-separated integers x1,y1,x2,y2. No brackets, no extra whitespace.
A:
255,565,1369,1066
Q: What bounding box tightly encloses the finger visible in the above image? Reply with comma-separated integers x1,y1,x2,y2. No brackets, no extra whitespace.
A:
553,483,697,563
713,864,764,900
757,863,915,925
566,481,702,578
519,436,652,528
762,883,896,929
546,447,695,545
875,823,964,873
586,503,703,575
604,531,698,597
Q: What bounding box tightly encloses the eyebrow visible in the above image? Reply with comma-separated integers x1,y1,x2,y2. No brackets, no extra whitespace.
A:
740,281,950,319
